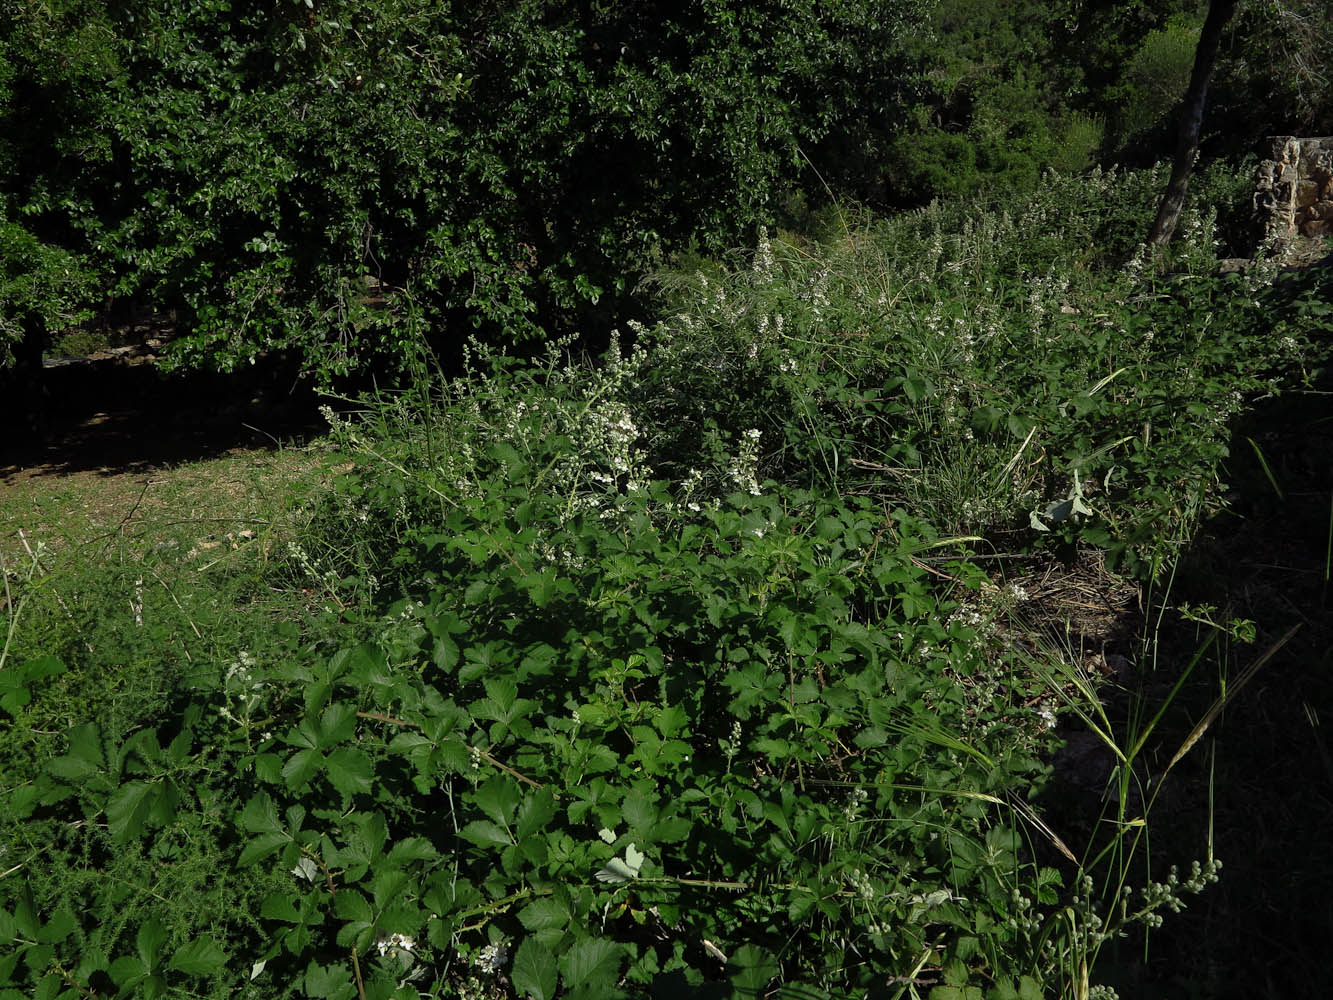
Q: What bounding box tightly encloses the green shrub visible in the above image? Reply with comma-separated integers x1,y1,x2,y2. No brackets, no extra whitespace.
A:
634,166,1328,577
1,0,924,378
11,161,1322,998
1107,21,1199,152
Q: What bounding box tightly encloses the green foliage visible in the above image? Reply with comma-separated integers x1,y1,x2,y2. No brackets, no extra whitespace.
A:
7,160,1325,997
1212,0,1333,141
885,0,1112,203
1106,19,1200,152
0,0,923,378
639,162,1331,578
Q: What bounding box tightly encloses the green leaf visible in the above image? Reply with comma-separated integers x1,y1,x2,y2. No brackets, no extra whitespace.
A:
515,788,557,840
473,775,521,826
459,820,512,848
621,791,658,833
903,374,930,403
168,937,227,976
928,987,983,1000
433,636,460,672
511,937,558,1000
324,748,374,800
989,976,1043,1000
35,908,76,944
108,955,148,987
304,960,355,999
518,898,569,933
560,938,622,991
283,748,323,791
333,891,375,949
261,893,302,923
386,837,439,866
25,655,66,681
239,832,291,867
107,781,156,843
729,944,778,994
136,919,168,971
318,702,359,747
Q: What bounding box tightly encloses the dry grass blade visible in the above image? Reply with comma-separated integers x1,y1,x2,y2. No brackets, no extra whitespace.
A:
1000,423,1038,481
1007,795,1079,864
1165,624,1301,774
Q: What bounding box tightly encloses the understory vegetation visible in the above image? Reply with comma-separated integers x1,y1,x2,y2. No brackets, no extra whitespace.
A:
3,163,1332,1000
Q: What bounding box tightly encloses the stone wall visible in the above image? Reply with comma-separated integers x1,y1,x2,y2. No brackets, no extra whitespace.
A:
1254,136,1333,244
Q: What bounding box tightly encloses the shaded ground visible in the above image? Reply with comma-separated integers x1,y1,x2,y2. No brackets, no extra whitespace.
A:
1049,358,1333,998
2,347,325,483
1131,367,1333,999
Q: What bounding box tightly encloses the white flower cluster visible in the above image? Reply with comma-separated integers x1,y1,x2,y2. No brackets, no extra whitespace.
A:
727,428,763,496
753,226,775,283
474,940,509,974
375,933,416,957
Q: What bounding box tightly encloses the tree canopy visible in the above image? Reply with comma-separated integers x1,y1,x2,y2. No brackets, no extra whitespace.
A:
1,0,922,378
3,0,1330,381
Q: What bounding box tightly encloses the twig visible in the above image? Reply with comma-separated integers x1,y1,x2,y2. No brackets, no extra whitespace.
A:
311,851,368,1000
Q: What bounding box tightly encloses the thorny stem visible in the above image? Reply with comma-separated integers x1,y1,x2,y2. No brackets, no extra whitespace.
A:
310,850,368,1000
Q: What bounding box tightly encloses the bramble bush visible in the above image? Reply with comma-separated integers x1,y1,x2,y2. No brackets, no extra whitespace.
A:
5,160,1326,998
632,164,1329,577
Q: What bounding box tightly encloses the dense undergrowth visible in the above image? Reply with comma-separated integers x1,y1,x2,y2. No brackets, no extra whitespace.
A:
3,163,1330,999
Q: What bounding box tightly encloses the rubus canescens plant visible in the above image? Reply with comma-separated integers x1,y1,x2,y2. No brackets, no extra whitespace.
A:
224,482,1066,998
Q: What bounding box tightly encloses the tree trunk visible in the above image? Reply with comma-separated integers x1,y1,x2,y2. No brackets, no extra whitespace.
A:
1146,0,1239,247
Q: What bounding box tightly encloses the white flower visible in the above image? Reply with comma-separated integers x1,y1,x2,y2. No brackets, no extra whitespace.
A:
476,941,510,974
375,933,416,957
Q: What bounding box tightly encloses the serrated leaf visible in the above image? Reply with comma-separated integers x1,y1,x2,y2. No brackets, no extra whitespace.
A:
728,944,778,994
35,908,76,944
318,702,359,747
433,636,460,672
168,936,227,976
238,832,290,867
621,792,657,833
148,779,180,828
511,937,558,1000
24,654,67,681
483,676,518,713
66,724,104,768
386,837,439,865
595,843,643,884
333,891,374,949
560,938,622,990
515,788,557,840
45,755,100,782
108,955,148,986
261,892,302,922
324,748,374,799
518,898,569,932
282,748,322,791
107,781,156,844
304,960,354,999
459,820,512,848
136,919,168,970
473,775,521,826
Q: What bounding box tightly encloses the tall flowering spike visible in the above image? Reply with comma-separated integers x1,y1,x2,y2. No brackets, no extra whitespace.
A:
754,226,775,283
